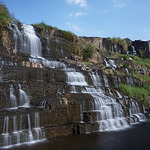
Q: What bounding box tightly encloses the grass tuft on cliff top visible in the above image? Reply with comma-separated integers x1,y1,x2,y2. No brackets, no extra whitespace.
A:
32,21,76,42
59,29,75,42
32,21,57,30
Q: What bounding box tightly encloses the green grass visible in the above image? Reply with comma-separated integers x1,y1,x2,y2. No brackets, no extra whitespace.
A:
111,52,150,69
32,22,75,41
118,84,148,103
84,61,93,66
134,73,150,82
129,55,150,68
32,21,57,30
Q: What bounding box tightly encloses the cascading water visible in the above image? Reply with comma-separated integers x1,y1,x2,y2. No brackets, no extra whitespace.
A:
22,24,42,56
10,23,42,56
27,114,34,141
104,59,116,69
66,71,129,131
131,46,137,55
0,113,45,148
18,84,29,107
126,76,134,86
34,112,45,140
9,85,17,108
66,71,88,86
111,45,114,52
2,116,11,146
66,69,146,132
12,116,20,144
89,72,101,87
0,67,2,82
0,23,46,148
103,75,109,88
29,56,67,69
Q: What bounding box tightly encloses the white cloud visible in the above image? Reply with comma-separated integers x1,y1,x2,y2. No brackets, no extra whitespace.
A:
143,28,150,33
65,22,82,32
113,0,127,8
69,12,87,17
66,0,88,7
102,10,108,14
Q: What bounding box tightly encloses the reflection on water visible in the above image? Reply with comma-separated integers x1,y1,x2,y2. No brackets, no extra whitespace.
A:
6,120,150,150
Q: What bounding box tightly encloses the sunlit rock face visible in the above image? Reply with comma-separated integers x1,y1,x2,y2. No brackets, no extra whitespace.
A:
0,22,149,148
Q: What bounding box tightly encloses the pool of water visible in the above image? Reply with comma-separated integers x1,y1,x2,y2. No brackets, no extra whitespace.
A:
5,120,150,150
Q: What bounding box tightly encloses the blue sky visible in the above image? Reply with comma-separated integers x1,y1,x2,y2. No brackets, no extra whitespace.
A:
2,0,150,41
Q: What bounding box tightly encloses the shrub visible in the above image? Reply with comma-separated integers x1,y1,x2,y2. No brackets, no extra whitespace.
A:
82,43,95,61
0,2,12,27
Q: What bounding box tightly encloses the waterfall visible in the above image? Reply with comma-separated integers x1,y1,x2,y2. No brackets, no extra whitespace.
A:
104,59,116,69
9,85,17,108
12,116,20,144
108,60,116,69
18,84,29,107
103,75,109,88
126,76,134,86
2,116,11,146
29,56,66,69
114,76,121,88
0,113,45,148
0,67,2,82
34,112,44,140
27,114,34,141
66,70,130,131
111,45,114,52
125,68,129,74
3,116,9,134
132,46,137,55
89,72,101,87
129,100,146,123
66,72,88,86
116,91,122,98
10,23,42,56
13,116,17,132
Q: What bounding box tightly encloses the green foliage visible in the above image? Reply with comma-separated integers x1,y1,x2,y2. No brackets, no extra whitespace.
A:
82,43,95,61
118,84,148,102
143,82,150,95
0,2,12,27
59,30,75,42
123,63,129,68
84,61,93,66
129,55,150,68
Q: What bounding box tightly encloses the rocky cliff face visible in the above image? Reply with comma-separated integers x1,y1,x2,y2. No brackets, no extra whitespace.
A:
0,22,149,148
